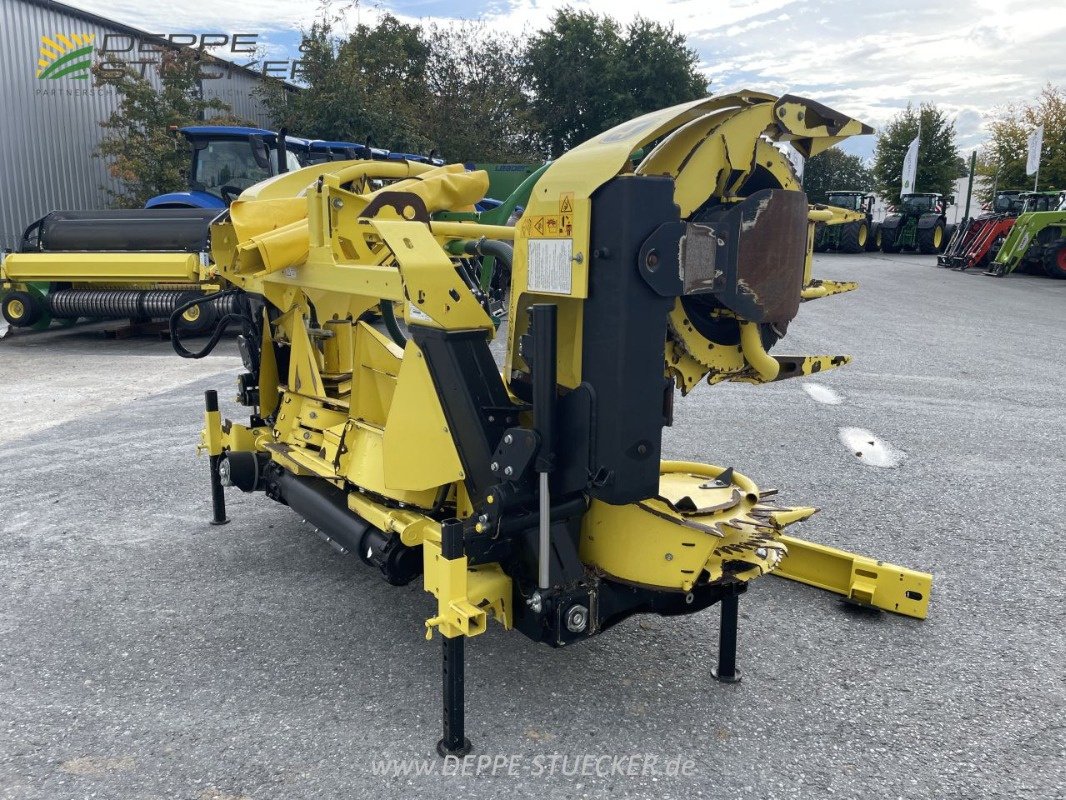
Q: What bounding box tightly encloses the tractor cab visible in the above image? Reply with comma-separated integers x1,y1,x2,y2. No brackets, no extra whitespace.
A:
826,191,874,213
146,126,304,209
1019,191,1063,213
900,193,947,214
990,190,1025,215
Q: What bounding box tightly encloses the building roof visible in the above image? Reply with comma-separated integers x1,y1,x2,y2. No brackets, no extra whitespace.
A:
22,0,300,90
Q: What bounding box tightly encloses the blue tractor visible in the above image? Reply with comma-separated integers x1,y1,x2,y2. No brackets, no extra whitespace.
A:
145,126,309,209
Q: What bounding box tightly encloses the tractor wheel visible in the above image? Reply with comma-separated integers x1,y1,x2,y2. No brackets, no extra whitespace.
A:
1042,239,1066,279
918,221,946,254
838,221,867,254
2,290,46,328
865,222,880,251
881,227,901,253
173,293,218,335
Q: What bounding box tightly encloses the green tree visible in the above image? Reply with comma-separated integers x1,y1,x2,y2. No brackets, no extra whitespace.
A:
421,22,538,161
525,10,707,157
976,84,1066,200
872,103,959,206
261,16,433,152
802,148,873,204
93,49,241,207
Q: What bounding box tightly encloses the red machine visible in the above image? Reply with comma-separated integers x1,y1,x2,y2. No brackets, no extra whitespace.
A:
937,191,1023,270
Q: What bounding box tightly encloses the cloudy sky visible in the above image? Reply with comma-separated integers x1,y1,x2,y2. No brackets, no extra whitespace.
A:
69,0,1066,160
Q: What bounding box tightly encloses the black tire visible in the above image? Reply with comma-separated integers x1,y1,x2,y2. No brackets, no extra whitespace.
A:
865,221,880,251
918,221,946,254
881,227,901,253
1042,239,1066,279
2,290,45,328
838,221,867,254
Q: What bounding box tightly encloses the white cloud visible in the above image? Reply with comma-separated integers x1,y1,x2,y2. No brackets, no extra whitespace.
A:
64,0,1066,156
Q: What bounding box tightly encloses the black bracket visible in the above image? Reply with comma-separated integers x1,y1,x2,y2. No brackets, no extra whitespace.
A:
488,427,540,484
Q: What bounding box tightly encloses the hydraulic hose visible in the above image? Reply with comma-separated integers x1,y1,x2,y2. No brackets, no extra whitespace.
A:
461,237,513,272
379,300,408,348
170,288,256,359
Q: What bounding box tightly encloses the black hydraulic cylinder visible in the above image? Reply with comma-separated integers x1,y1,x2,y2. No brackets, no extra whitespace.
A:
205,391,229,526
712,592,741,683
530,304,557,473
437,520,472,758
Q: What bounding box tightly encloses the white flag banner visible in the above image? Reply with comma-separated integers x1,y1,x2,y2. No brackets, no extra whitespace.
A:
1026,125,1044,177
900,133,920,194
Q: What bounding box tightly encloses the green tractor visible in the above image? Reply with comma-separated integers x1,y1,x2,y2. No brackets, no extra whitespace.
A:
813,191,878,253
880,192,954,254
985,191,1066,278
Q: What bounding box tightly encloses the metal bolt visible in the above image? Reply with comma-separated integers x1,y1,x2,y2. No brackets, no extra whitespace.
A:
566,605,589,633
218,458,233,487
527,592,543,613
478,514,488,524
503,434,513,445
685,592,695,605
755,547,768,559
490,461,500,472
332,198,344,208
504,466,514,476
664,552,674,561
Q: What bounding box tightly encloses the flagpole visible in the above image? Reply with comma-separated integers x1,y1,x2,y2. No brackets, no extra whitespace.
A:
915,119,921,193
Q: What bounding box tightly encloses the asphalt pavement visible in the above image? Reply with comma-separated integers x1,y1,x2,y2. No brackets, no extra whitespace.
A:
1,253,1064,799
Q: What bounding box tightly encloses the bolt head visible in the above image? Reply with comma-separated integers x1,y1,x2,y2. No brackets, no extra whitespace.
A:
503,434,513,445
503,466,514,476
665,552,674,561
490,461,500,472
566,605,589,633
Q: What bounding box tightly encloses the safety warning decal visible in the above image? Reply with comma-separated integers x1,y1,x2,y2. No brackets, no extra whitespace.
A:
527,238,573,296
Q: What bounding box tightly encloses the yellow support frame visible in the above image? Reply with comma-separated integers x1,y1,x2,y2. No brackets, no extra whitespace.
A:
775,535,932,619
2,251,205,283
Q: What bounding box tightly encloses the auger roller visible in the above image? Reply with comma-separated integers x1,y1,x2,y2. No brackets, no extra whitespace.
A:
166,91,931,755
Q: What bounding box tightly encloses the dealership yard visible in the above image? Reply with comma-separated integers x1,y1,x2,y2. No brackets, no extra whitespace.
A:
1,252,1064,799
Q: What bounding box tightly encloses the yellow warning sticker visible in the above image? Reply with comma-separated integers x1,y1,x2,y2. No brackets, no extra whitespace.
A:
559,192,574,214
560,214,573,237
527,215,562,237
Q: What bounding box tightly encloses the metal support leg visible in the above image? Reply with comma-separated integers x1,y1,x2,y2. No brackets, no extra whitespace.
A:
436,520,471,757
205,390,229,526
711,592,741,683
437,634,471,758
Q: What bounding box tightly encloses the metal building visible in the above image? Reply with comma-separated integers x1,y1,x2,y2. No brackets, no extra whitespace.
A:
0,0,284,250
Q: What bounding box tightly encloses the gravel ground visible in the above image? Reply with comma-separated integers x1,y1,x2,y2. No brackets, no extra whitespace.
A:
1,254,1064,799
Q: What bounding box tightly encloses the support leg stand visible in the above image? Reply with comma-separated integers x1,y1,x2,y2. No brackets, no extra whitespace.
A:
711,591,741,683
